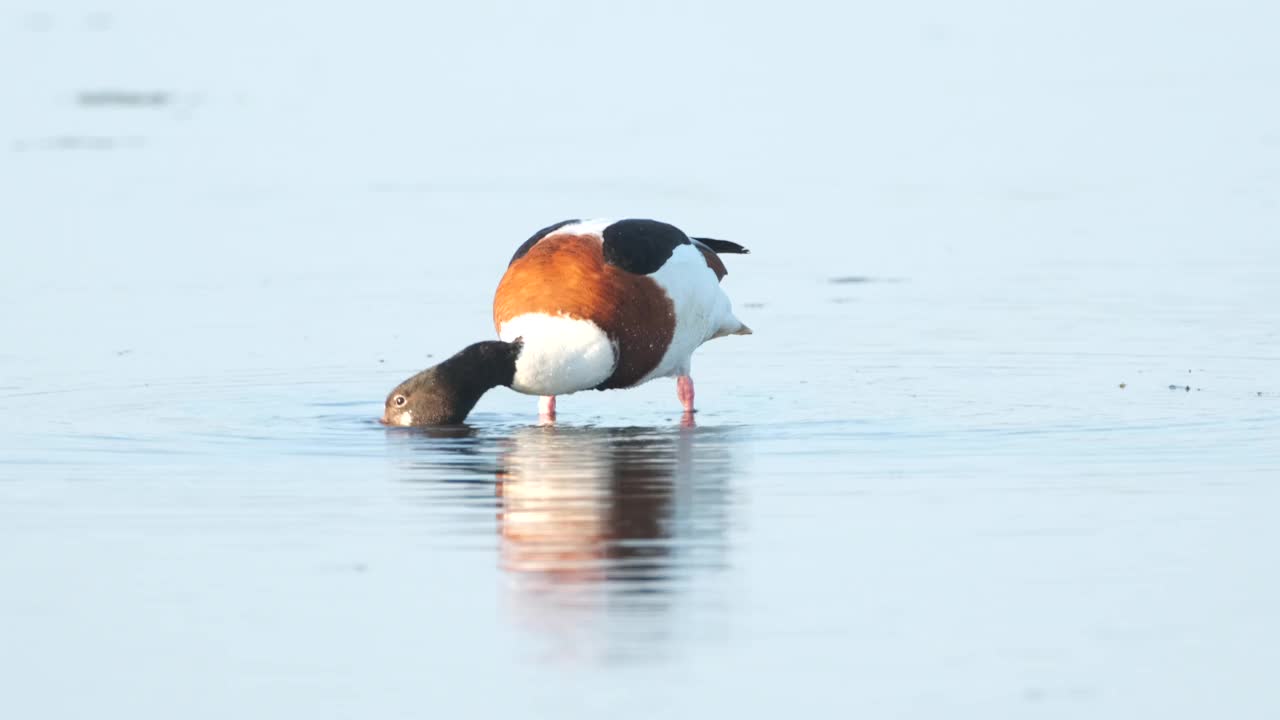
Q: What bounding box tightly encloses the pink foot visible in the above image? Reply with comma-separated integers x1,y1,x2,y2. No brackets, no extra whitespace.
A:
538,395,556,420
676,375,695,413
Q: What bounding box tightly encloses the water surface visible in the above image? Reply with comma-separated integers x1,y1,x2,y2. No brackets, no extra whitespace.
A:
3,1,1279,717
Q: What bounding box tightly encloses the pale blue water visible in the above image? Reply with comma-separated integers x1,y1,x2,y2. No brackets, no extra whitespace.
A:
2,1,1279,717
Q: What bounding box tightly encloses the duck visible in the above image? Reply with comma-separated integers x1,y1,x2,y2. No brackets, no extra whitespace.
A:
382,218,751,426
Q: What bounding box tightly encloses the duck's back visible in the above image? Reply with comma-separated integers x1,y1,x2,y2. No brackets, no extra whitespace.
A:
493,219,746,396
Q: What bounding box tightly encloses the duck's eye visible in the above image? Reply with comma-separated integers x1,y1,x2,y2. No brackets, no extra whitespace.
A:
394,395,406,407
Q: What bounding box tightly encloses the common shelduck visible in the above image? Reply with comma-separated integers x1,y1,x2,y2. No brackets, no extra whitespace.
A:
382,218,751,426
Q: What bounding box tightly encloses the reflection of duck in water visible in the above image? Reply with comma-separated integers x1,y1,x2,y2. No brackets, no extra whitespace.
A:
382,219,751,426
495,425,734,618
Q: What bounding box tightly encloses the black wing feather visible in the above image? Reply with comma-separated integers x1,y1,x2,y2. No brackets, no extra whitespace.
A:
692,237,750,254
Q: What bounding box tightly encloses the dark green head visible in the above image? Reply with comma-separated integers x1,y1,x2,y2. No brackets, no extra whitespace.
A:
381,340,521,426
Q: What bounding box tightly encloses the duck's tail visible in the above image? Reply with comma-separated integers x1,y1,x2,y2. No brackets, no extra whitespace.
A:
710,320,753,340
692,237,750,255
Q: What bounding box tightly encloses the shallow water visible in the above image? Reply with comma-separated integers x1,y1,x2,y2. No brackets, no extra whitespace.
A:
3,1,1280,717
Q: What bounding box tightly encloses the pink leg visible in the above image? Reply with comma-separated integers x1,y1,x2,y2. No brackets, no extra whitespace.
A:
538,395,556,419
676,375,695,413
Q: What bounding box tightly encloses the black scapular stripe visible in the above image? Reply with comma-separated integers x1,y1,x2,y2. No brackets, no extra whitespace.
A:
601,219,691,275
509,218,580,266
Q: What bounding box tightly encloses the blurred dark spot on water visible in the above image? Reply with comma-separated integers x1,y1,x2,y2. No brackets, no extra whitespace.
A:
921,22,952,47
829,276,904,284
15,136,145,151
78,90,170,108
743,302,765,309
1118,382,1126,389
1168,384,1191,392
85,12,114,31
115,349,133,357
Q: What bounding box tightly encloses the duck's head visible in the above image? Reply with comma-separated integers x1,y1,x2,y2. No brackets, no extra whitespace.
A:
381,340,521,426
382,365,461,427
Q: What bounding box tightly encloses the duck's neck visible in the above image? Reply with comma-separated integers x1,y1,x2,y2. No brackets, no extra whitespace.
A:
437,340,521,394
390,340,523,426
